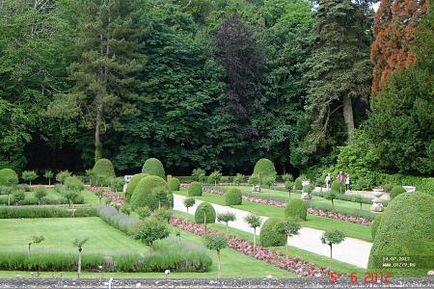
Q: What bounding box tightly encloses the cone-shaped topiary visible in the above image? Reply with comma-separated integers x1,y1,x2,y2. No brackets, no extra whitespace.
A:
284,199,307,221
225,187,242,205
259,218,286,247
130,175,167,210
368,192,434,276
0,168,19,187
142,158,165,179
125,173,148,201
188,182,202,196
194,202,216,224
92,158,116,178
168,177,180,191
252,158,276,185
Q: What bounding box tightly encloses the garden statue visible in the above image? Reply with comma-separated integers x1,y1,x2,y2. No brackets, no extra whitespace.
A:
253,185,261,192
371,188,384,212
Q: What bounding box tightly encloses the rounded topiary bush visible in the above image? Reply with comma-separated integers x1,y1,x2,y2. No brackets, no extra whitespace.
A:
368,192,434,276
194,202,216,224
188,182,202,196
285,198,307,221
225,187,242,205
371,214,382,240
130,175,167,210
168,177,180,191
259,218,286,247
92,158,116,178
0,168,19,187
125,173,148,201
390,185,405,199
253,158,276,184
142,158,165,179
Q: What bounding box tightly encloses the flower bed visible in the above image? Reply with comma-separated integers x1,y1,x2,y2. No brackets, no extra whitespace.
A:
170,217,342,278
202,187,372,225
87,185,125,205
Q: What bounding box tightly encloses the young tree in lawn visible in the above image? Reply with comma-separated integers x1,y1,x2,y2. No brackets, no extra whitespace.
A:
282,219,301,253
134,218,170,247
217,212,236,237
204,234,227,279
284,181,293,199
233,173,244,186
192,168,206,183
43,170,54,186
184,198,196,214
34,187,47,205
321,229,345,270
244,214,262,255
326,191,336,207
22,171,38,185
28,235,44,256
208,170,222,186
73,237,89,279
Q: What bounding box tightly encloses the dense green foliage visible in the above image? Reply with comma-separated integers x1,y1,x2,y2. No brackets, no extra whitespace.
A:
194,202,216,224
134,218,170,246
390,185,406,200
188,182,202,197
142,158,166,179
259,218,286,247
224,187,242,205
125,173,147,201
368,192,434,276
252,159,277,185
371,214,382,240
129,176,167,210
284,199,307,221
92,159,116,179
0,169,18,187
168,177,181,191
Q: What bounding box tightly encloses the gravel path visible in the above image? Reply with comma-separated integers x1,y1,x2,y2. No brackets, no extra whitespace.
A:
173,194,372,268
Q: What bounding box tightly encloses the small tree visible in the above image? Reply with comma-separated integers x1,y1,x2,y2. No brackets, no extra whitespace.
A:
34,187,47,205
217,212,236,236
12,190,25,205
284,181,293,199
321,230,345,270
56,170,72,184
233,173,244,185
134,218,170,246
325,191,336,207
208,170,222,186
43,170,54,186
22,171,38,185
282,219,301,253
204,234,227,278
192,168,206,183
263,175,275,188
248,174,260,186
73,237,89,279
28,235,44,255
282,174,293,182
352,195,363,209
1,186,13,206
65,191,79,208
244,214,261,255
184,198,196,213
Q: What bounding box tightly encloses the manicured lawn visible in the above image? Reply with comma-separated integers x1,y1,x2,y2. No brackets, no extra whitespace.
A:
177,190,372,241
0,217,148,255
174,211,366,276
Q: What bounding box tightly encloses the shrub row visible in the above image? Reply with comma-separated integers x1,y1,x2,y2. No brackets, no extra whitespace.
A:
0,195,82,206
98,206,141,235
0,206,97,219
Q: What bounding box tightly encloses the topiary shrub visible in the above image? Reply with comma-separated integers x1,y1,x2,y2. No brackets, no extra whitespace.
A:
390,185,405,199
130,176,167,210
168,177,180,191
125,173,148,201
252,158,277,185
259,218,286,247
194,202,216,224
368,192,434,276
188,182,202,196
92,158,116,178
142,158,165,180
0,168,18,187
294,175,307,190
371,214,382,240
284,199,307,221
224,187,242,206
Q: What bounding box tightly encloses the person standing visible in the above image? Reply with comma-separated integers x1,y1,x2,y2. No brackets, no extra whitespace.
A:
336,171,346,183
325,173,332,190
345,174,352,192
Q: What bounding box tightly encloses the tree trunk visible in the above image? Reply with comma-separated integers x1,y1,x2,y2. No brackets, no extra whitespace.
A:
343,94,354,135
28,243,31,256
329,244,333,270
77,249,82,279
95,102,103,162
48,178,51,186
7,194,10,206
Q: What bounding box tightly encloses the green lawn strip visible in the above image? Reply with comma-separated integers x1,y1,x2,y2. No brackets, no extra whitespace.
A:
0,217,147,255
176,190,372,241
173,211,365,275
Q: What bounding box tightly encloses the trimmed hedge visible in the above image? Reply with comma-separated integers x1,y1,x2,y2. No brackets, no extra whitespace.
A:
168,177,180,191
253,158,277,184
0,168,18,187
284,199,307,221
371,214,382,239
0,206,97,219
368,192,434,276
93,158,116,178
390,185,405,199
224,187,242,205
188,182,202,196
194,202,216,224
142,158,165,179
259,218,286,247
130,175,167,210
125,173,147,201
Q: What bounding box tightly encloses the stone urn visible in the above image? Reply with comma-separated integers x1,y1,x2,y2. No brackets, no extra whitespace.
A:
252,185,261,192
301,180,312,200
371,188,384,212
402,186,416,193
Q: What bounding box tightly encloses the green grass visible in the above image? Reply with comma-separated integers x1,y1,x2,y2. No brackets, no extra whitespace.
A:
174,211,365,275
0,217,147,255
177,190,372,241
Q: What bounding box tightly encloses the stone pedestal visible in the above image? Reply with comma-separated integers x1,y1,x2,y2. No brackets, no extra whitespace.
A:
371,188,384,212
402,186,416,193
252,185,261,192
